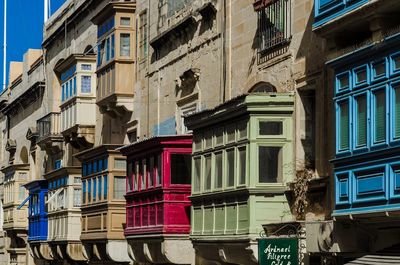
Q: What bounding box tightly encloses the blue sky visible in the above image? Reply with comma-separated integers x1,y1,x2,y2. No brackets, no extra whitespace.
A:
0,0,66,90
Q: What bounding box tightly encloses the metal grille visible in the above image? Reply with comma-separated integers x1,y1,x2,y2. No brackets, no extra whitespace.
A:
258,0,291,53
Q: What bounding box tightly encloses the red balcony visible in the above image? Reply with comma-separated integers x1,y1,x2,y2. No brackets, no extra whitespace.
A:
120,135,192,237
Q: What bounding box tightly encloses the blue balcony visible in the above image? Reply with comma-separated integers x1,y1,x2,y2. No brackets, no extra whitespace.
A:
331,36,400,217
314,0,369,28
23,180,48,242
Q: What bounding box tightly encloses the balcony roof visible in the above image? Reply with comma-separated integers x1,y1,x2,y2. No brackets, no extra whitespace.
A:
75,144,123,161
91,1,136,25
54,53,96,75
119,135,192,156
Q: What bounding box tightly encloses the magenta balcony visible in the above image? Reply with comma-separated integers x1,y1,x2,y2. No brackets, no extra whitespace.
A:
120,135,192,237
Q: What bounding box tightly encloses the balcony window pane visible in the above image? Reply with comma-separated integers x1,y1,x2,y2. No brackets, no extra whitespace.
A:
238,147,246,185
156,154,162,186
355,69,367,84
373,61,386,78
214,152,223,188
215,128,223,145
238,120,247,139
194,135,202,151
81,64,91,71
93,178,97,202
395,85,400,138
88,179,91,202
121,17,131,26
141,160,147,189
114,159,126,170
134,162,139,191
73,77,77,95
98,176,102,200
338,101,349,150
127,161,133,191
171,154,191,185
73,189,81,207
205,131,213,149
81,76,91,93
120,33,130,57
226,149,235,187
259,146,282,183
57,190,65,209
356,95,367,147
226,125,235,143
204,155,211,190
193,157,201,192
259,121,283,135
103,175,108,199
374,90,386,143
113,177,125,199
18,186,25,201
106,38,110,61
149,157,154,187
82,180,86,203
337,73,349,90
111,34,115,59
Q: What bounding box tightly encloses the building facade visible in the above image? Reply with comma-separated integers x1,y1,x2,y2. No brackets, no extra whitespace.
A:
0,0,337,264
310,0,400,264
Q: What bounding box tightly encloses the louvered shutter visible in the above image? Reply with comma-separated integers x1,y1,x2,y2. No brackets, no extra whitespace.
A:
340,101,350,150
357,95,367,146
374,90,386,143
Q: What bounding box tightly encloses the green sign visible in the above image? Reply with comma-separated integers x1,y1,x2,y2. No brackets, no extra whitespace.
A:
258,238,298,265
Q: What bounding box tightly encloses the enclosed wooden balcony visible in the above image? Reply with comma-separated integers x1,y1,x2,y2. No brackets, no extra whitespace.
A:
91,2,136,117
55,54,97,148
1,164,30,231
120,135,194,265
75,145,130,263
43,167,86,262
37,112,63,153
184,93,295,265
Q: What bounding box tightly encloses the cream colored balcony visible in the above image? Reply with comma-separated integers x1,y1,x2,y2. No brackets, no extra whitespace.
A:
43,167,86,262
55,54,97,149
37,112,63,153
91,2,136,118
1,164,29,231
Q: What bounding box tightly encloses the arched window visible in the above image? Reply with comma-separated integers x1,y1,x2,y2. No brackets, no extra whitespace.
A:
249,82,276,93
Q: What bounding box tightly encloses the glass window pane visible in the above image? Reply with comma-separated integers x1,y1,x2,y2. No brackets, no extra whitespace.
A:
193,157,201,192
82,181,86,204
171,154,191,184
194,135,202,151
337,73,349,90
374,90,386,143
93,178,97,202
214,152,223,188
226,149,235,187
73,189,81,207
111,34,115,59
120,33,130,57
88,179,91,202
103,175,108,199
114,159,126,169
98,176,102,200
141,160,147,190
259,121,283,135
121,17,131,26
81,76,91,93
226,125,235,143
113,177,126,199
238,147,246,185
355,69,367,84
204,155,211,190
258,146,282,183
135,162,139,191
106,38,110,61
373,61,386,77
215,128,223,145
238,120,247,139
356,95,367,147
205,131,213,149
149,157,154,187
127,161,133,191
156,154,162,185
339,101,349,150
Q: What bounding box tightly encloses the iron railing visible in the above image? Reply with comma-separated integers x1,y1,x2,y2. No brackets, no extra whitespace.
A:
257,0,292,53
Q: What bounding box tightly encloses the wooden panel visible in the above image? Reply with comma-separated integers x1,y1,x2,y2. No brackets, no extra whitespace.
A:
110,212,125,231
87,215,102,231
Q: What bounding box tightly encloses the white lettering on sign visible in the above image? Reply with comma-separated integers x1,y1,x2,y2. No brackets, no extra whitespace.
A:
263,244,293,265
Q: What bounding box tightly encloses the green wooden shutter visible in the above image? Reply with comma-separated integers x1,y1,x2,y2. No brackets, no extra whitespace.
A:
357,95,367,146
375,90,386,143
340,101,349,150
395,86,400,138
